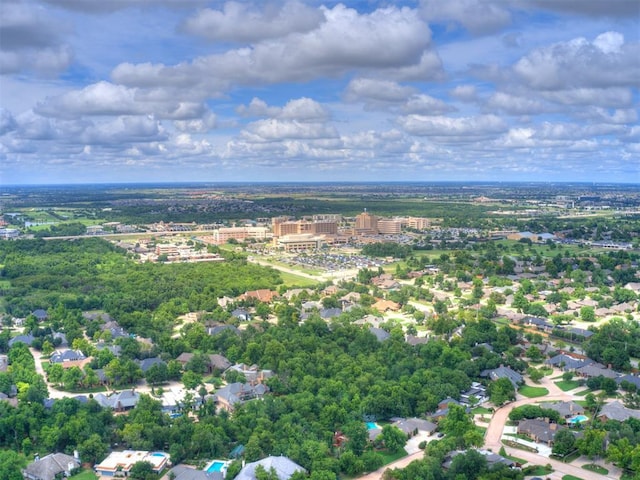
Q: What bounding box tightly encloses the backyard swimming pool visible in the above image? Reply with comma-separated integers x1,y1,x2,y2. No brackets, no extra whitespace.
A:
568,414,588,424
205,460,228,474
366,422,378,430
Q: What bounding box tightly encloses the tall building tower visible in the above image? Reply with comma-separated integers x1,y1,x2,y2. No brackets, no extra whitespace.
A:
355,210,378,234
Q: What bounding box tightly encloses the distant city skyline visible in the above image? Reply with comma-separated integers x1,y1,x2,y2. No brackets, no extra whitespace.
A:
1,0,638,185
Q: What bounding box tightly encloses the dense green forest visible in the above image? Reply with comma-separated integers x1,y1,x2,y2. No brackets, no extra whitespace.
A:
0,239,281,339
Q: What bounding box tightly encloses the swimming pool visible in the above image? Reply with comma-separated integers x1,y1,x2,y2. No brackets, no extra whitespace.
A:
151,452,166,457
568,414,588,424
205,461,227,473
366,422,378,430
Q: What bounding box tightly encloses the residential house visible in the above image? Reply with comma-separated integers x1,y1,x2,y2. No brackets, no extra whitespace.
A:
32,309,48,322
353,315,384,328
176,353,231,374
432,397,466,420
95,450,169,477
443,450,516,470
520,316,553,332
480,366,523,388
93,389,140,412
616,374,640,390
391,417,437,436
231,308,251,322
371,299,400,312
369,327,391,342
405,335,429,346
240,289,279,303
460,382,488,405
340,292,361,308
164,465,222,480
213,382,269,413
598,401,640,422
234,456,305,480
545,353,594,372
207,324,240,336
321,285,339,296
224,363,273,385
575,364,617,379
540,401,584,419
137,357,166,373
517,419,564,446
319,307,342,320
49,349,86,364
565,327,595,340
23,452,80,480
0,391,18,407
8,333,35,347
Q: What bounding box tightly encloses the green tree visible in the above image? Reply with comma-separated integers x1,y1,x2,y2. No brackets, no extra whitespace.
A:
577,429,606,460
0,450,26,480
145,363,169,385
79,433,109,465
129,461,156,480
552,428,576,457
381,425,407,453
488,378,515,406
580,306,596,322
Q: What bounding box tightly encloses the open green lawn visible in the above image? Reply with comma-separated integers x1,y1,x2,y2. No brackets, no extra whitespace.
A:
277,271,319,287
69,471,98,480
555,380,581,391
519,385,549,398
574,389,591,396
378,448,408,465
563,475,584,480
472,407,492,414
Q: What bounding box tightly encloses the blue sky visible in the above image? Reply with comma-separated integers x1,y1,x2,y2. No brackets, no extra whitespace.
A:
1,0,638,184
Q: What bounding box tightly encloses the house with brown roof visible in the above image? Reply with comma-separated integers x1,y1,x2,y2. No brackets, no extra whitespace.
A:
372,299,400,312
240,289,279,303
176,353,231,374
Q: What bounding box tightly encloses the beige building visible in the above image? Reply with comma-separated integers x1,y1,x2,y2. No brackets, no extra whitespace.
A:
214,226,268,244
277,233,324,252
355,211,378,234
272,217,337,238
406,217,429,230
155,244,178,256
377,219,402,234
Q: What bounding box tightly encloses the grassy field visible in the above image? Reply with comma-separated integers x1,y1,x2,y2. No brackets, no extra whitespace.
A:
378,448,409,465
574,389,591,396
278,271,320,287
471,407,493,414
555,380,582,391
562,475,585,480
519,385,549,398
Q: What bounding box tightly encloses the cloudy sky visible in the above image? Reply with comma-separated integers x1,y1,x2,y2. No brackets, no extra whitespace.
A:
1,0,639,184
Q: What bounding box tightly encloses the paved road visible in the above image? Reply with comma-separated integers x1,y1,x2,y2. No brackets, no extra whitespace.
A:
357,450,424,480
484,372,620,480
